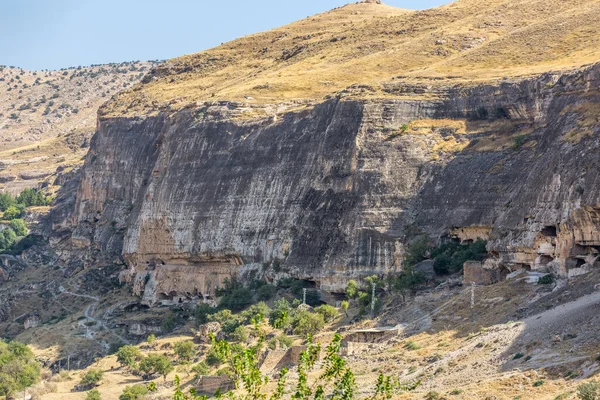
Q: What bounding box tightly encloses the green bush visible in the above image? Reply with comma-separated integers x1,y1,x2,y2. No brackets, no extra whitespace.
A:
0,193,16,212
217,278,254,311
578,381,600,400
315,304,339,323
432,239,487,275
161,312,178,333
345,280,360,299
119,384,148,400
0,341,41,396
191,361,210,377
269,298,294,329
86,389,101,400
147,334,156,344
538,274,555,285
232,326,249,343
173,341,195,362
194,303,216,324
80,369,103,387
256,284,277,300
116,345,142,369
9,219,27,236
205,347,224,367
3,206,21,220
277,334,293,348
17,188,51,207
292,310,325,335
240,302,271,324
404,235,432,267
404,341,422,351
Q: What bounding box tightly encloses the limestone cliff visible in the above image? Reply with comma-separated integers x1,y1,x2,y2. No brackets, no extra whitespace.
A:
61,61,600,304
61,0,600,304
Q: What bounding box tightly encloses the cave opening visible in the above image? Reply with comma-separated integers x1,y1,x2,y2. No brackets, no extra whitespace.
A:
540,226,557,237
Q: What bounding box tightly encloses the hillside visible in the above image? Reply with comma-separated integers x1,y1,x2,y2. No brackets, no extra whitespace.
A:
0,61,158,194
4,0,600,399
107,0,600,116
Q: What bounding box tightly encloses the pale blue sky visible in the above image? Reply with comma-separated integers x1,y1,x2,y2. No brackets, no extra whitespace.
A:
1,0,451,71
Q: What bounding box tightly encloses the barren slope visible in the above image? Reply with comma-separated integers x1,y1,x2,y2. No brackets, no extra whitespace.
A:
107,0,600,116
0,62,158,193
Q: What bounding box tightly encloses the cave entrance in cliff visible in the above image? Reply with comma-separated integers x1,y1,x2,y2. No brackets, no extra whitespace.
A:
540,226,557,237
566,258,585,270
538,255,554,266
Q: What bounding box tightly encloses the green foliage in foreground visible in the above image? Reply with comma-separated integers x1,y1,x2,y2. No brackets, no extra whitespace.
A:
0,340,41,396
174,334,419,400
578,381,600,400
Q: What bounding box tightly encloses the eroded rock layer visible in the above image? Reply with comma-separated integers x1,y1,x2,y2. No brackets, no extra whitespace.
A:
65,62,600,303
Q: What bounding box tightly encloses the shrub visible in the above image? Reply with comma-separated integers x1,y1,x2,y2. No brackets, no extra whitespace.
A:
116,345,142,369
277,334,293,348
232,326,249,343
257,284,277,300
119,384,148,400
9,219,27,237
216,278,253,311
161,312,178,333
292,310,325,335
3,206,21,220
147,334,156,344
432,239,487,275
191,361,210,377
538,274,555,285
240,302,271,324
17,188,50,207
0,193,16,212
404,235,432,267
80,369,103,387
194,303,216,324
404,341,422,351
578,381,600,400
269,298,294,329
315,304,339,323
533,380,545,387
512,135,528,150
513,353,525,360
173,341,195,362
205,347,224,367
425,391,440,400
86,389,101,400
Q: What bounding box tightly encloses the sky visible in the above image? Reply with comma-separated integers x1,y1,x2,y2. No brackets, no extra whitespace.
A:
0,0,451,71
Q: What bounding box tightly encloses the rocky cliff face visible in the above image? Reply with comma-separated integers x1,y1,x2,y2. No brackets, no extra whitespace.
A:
65,61,600,304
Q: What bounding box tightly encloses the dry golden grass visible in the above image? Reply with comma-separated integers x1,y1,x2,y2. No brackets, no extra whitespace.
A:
106,0,600,116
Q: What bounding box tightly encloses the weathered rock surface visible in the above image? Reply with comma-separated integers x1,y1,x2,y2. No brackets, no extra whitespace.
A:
64,62,600,304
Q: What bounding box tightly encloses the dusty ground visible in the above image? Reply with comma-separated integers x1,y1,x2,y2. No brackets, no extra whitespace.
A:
12,269,600,399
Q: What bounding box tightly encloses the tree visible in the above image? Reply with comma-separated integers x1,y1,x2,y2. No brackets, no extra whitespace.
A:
139,355,173,381
315,304,339,323
9,219,27,236
116,345,142,369
119,384,148,400
174,341,196,362
86,389,102,400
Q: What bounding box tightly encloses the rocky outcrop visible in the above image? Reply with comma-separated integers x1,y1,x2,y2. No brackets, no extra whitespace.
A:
66,61,600,304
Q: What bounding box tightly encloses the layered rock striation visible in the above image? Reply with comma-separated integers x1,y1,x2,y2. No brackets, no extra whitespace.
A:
61,60,600,304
